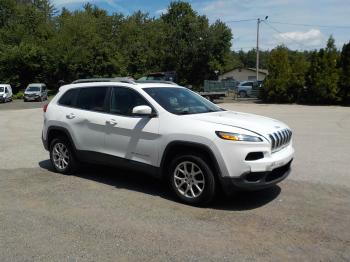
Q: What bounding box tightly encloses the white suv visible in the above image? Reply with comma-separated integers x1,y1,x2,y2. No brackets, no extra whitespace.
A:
42,80,294,206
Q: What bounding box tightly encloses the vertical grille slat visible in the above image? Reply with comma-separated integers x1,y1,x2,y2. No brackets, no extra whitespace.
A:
269,128,292,153
283,130,288,144
273,133,279,148
269,134,276,149
277,131,282,147
281,130,285,145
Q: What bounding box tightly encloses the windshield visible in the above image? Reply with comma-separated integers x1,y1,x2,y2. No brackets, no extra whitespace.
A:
143,87,224,115
0,87,4,92
26,86,40,92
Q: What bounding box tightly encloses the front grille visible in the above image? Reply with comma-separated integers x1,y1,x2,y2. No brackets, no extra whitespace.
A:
269,129,292,152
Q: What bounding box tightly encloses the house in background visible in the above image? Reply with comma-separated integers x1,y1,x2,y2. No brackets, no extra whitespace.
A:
219,68,268,82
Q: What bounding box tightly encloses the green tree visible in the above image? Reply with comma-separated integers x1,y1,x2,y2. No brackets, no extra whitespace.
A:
339,41,350,104
261,46,292,102
161,1,232,86
305,36,340,104
0,0,233,91
237,49,269,69
289,51,309,102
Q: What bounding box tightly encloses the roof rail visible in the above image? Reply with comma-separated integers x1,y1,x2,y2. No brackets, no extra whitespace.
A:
72,77,135,84
135,80,178,85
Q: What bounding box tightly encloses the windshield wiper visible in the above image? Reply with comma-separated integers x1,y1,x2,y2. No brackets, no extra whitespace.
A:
178,110,190,115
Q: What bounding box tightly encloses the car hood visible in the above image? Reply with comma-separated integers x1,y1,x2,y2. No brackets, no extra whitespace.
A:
186,110,289,137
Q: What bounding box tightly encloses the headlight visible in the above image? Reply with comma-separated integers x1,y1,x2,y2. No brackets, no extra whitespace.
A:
215,131,263,142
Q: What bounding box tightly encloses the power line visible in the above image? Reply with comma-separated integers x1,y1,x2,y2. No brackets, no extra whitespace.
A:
225,19,256,23
268,21,350,29
224,18,350,29
262,21,308,49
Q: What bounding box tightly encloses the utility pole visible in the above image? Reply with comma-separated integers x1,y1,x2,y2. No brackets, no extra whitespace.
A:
256,18,260,82
256,16,268,82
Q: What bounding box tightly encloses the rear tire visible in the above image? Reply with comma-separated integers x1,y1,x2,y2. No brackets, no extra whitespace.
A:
49,137,77,175
168,154,216,206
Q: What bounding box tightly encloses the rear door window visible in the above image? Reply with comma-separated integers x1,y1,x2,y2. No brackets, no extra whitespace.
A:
76,86,108,112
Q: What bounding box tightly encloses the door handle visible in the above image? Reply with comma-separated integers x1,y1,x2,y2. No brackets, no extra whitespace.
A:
107,119,118,126
66,113,76,119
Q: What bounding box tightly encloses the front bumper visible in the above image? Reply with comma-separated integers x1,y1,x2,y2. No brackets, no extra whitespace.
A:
214,139,294,194
221,159,292,192
24,95,40,101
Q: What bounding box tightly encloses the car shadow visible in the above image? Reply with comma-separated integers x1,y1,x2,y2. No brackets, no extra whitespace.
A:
210,186,281,211
39,160,281,211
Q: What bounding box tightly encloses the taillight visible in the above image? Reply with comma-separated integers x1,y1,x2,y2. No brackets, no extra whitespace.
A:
43,103,48,113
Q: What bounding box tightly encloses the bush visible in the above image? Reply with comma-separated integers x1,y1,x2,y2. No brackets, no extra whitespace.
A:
13,91,24,99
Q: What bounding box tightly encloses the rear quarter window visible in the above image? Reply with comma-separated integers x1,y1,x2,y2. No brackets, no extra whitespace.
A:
58,88,79,107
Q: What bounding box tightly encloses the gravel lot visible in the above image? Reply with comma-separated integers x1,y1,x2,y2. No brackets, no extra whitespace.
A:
0,100,349,261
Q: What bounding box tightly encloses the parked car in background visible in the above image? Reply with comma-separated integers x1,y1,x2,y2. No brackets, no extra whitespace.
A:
236,80,264,98
138,71,177,83
237,81,254,98
0,84,13,103
24,83,48,102
42,79,294,206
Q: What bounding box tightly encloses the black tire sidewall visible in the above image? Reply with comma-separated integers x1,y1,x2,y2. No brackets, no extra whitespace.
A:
239,91,247,97
49,137,75,175
169,155,216,206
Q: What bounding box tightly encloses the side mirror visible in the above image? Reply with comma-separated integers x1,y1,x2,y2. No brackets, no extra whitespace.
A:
132,105,154,117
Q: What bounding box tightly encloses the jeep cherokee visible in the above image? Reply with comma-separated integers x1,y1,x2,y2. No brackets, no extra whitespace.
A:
42,80,294,206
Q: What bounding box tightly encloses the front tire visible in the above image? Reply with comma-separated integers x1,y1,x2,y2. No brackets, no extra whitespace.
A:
49,137,77,175
239,91,247,98
169,155,216,206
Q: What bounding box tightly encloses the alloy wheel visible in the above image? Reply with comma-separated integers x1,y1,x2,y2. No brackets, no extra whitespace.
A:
52,143,70,170
173,161,205,198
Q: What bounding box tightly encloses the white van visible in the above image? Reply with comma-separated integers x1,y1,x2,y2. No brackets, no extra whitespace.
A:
24,83,48,102
0,84,13,103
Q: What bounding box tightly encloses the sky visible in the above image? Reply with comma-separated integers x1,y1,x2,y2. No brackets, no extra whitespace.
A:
51,0,350,51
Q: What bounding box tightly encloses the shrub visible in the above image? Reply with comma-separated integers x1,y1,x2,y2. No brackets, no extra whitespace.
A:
13,91,24,99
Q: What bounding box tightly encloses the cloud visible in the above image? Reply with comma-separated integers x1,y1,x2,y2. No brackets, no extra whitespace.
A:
155,8,167,15
53,0,85,5
275,29,323,47
196,0,348,50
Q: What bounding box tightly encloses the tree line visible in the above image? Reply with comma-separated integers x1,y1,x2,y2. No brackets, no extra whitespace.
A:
260,37,350,105
0,0,233,92
0,0,349,104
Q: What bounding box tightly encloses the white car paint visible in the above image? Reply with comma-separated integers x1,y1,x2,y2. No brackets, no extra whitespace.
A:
0,84,13,102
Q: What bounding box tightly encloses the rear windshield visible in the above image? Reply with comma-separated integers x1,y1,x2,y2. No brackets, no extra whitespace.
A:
26,86,41,92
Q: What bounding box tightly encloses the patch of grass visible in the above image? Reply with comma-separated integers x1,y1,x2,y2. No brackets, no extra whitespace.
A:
13,91,24,99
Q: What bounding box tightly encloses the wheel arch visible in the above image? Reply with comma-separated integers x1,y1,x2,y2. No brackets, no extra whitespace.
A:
47,126,77,154
160,141,222,179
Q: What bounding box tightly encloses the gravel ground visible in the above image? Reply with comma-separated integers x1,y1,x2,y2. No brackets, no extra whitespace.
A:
0,99,48,111
0,102,349,261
